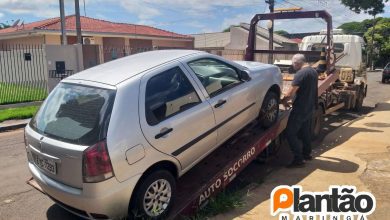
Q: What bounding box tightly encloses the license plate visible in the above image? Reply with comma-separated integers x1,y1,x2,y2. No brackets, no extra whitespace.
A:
33,153,57,175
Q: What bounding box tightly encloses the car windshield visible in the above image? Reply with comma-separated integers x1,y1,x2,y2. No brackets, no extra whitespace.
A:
30,83,116,145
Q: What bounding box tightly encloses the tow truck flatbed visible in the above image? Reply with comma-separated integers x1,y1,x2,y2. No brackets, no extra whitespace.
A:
168,110,290,218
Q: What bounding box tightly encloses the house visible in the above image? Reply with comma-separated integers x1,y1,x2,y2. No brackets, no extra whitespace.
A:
0,15,194,62
192,23,298,52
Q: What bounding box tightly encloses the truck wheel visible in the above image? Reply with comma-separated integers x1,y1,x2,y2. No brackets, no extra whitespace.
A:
130,170,176,219
311,107,324,140
259,91,279,128
354,85,364,112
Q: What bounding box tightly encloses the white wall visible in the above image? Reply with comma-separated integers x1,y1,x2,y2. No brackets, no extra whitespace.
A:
226,26,278,50
45,45,84,91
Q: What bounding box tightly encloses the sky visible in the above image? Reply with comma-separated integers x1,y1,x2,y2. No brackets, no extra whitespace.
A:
0,0,389,35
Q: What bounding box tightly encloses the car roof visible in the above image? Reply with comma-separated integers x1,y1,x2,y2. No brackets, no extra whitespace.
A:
65,50,205,86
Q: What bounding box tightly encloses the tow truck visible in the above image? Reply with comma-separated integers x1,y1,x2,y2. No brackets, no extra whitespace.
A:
27,10,366,219
245,10,367,139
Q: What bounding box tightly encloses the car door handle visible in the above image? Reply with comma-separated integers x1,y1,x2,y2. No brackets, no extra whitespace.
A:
214,99,227,108
155,128,173,139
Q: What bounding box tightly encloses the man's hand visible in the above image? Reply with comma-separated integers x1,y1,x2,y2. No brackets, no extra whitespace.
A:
281,95,291,108
281,85,299,109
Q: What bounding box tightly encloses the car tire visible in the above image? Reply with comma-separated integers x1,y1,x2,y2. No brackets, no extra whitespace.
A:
382,76,386,84
311,107,324,140
259,91,279,128
129,170,176,219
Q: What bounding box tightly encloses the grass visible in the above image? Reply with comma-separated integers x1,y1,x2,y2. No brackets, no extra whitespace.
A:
0,106,39,123
0,82,47,105
184,190,245,220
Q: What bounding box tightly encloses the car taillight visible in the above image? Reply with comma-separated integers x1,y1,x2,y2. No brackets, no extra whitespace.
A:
82,140,114,183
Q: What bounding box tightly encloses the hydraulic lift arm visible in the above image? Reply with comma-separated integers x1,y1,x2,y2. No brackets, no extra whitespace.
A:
244,10,335,76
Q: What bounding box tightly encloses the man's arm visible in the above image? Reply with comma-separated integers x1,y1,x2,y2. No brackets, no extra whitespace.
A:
281,85,299,107
284,85,299,100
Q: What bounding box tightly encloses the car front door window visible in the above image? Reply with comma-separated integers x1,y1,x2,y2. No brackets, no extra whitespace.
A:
188,59,241,97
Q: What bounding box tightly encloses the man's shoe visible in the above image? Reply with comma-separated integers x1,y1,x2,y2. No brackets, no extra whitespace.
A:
286,160,305,168
304,155,313,160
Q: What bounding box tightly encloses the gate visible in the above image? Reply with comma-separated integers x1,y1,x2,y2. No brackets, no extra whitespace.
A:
0,44,48,105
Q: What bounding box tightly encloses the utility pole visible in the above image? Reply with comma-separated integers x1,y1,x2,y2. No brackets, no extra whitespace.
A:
266,0,274,64
75,0,83,44
59,0,67,45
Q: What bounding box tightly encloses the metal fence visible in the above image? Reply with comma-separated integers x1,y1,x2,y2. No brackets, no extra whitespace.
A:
98,45,182,63
0,44,48,105
0,44,186,105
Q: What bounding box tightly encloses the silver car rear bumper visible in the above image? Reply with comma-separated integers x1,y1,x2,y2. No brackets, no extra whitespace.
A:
29,162,141,219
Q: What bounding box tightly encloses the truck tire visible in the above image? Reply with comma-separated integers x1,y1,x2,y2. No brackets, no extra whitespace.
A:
259,91,279,128
354,85,364,112
129,170,176,219
311,107,324,140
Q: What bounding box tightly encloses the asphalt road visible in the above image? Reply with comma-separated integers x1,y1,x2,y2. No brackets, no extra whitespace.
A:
0,71,388,220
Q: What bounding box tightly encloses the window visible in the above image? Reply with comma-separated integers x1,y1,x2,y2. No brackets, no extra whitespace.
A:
30,83,115,145
188,59,241,97
311,43,345,53
145,67,201,125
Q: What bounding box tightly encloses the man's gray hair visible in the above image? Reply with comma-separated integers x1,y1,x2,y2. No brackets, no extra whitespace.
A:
292,54,306,64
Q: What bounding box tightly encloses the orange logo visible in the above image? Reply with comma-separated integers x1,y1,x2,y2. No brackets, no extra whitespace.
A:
270,185,376,219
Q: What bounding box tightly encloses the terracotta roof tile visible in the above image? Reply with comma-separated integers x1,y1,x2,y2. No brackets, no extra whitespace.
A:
0,15,192,39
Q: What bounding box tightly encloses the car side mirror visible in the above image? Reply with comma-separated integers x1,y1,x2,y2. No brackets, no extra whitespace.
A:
240,70,251,81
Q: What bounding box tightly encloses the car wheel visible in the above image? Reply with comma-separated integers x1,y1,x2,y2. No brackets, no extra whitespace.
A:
130,170,176,219
259,91,279,128
382,76,386,84
311,107,324,140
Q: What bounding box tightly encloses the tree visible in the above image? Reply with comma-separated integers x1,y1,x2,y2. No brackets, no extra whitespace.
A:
223,25,240,32
338,22,366,35
337,17,382,35
340,0,389,16
274,30,289,37
364,18,390,67
0,23,10,29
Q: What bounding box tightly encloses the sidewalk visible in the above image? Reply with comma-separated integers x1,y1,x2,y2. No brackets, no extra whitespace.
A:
212,101,390,220
0,119,30,132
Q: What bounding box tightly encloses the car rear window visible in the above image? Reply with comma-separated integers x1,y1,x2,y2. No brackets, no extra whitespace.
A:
30,83,116,145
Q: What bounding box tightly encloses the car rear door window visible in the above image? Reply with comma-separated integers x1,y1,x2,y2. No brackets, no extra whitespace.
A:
145,67,201,125
188,59,241,97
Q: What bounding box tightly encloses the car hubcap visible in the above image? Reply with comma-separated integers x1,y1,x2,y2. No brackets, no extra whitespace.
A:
265,98,278,122
143,179,172,217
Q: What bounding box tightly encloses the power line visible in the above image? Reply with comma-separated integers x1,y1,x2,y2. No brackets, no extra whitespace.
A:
83,0,86,16
276,0,327,27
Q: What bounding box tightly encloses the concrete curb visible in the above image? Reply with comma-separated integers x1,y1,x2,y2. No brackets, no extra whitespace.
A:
0,119,30,132
0,101,42,110
0,123,28,132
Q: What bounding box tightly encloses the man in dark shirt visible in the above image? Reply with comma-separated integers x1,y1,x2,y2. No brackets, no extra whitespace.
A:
282,54,318,168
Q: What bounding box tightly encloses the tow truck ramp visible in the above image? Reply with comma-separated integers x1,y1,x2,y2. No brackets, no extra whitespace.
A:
168,111,290,218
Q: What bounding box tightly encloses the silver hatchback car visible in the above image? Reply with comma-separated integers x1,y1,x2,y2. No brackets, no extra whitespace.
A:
25,50,282,219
